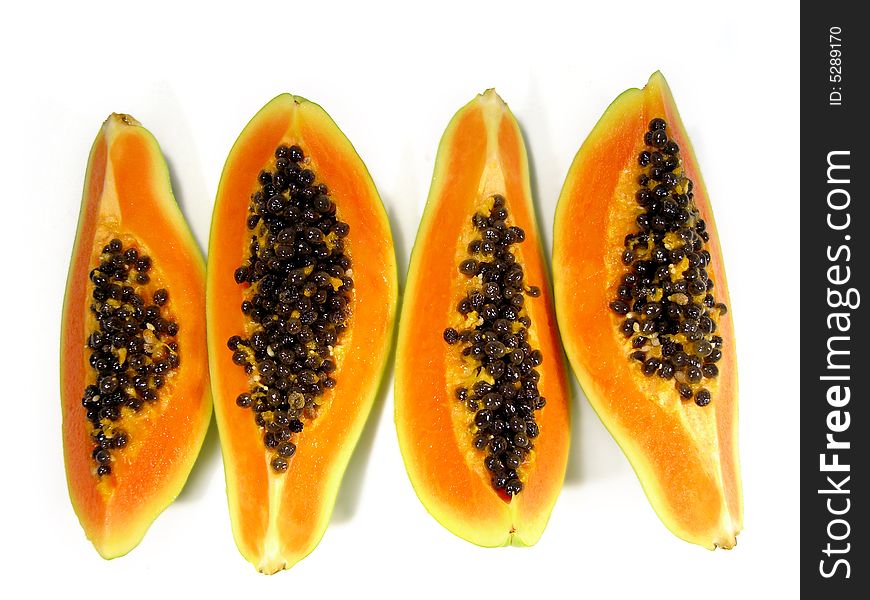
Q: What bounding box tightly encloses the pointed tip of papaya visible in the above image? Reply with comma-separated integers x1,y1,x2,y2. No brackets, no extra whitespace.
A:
257,93,328,124
264,93,314,108
506,520,545,548
256,558,289,575
88,526,140,561
711,518,742,550
105,113,142,128
677,522,740,550
477,88,508,108
610,71,670,102
93,542,130,561
645,70,672,95
509,535,529,548
714,539,737,551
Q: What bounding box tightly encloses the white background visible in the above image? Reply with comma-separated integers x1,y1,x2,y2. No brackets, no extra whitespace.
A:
2,1,800,597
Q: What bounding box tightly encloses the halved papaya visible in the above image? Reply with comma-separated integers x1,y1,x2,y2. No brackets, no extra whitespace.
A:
553,72,742,549
60,114,211,558
395,90,570,547
207,95,397,573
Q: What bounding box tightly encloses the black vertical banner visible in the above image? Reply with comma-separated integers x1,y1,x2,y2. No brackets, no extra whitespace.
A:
802,3,868,596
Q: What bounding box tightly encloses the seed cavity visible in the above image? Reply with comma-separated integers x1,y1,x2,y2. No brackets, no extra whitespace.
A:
610,118,728,407
228,144,352,473
83,239,180,477
443,194,545,498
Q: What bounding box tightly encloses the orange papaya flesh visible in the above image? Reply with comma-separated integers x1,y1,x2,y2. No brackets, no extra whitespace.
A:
395,90,570,547
553,72,742,549
60,114,211,558
208,95,397,574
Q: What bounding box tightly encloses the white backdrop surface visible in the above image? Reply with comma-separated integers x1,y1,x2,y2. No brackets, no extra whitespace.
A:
1,1,800,597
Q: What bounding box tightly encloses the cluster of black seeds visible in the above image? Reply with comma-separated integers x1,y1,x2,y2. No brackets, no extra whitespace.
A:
609,118,728,407
228,144,352,473
83,239,180,476
442,195,545,497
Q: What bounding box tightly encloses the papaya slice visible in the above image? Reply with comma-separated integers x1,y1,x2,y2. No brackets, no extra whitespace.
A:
395,90,570,547
60,114,211,558
553,72,742,549
208,95,397,573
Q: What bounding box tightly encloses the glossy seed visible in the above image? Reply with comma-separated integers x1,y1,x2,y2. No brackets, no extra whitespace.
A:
702,363,719,378
642,358,661,376
694,340,713,357
459,259,479,276
658,362,675,379
706,348,722,363
610,300,630,315
277,442,297,458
